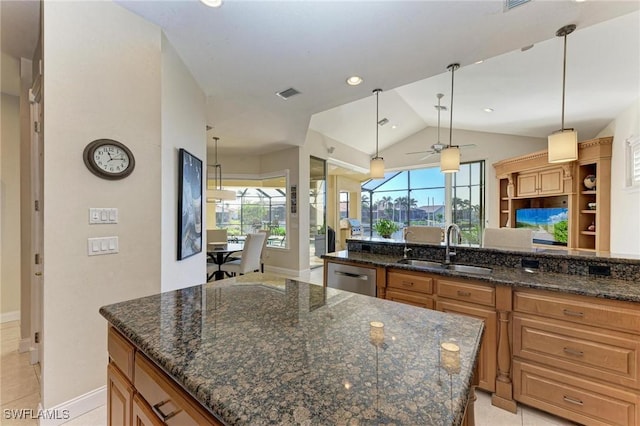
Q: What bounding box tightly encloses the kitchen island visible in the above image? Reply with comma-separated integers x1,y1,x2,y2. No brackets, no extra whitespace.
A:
100,273,484,425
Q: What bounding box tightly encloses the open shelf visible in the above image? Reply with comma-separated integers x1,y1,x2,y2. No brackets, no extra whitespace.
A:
580,210,597,214
580,231,597,236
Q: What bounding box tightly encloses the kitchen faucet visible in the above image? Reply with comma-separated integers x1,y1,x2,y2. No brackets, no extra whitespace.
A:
445,224,461,264
403,230,413,258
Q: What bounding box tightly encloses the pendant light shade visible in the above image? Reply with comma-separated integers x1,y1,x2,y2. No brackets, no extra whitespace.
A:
441,63,460,173
440,146,461,173
370,88,385,179
207,136,236,202
548,24,578,163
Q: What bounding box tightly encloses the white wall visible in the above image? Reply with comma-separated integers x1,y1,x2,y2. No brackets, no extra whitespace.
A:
160,34,207,292
379,127,548,228
596,98,640,256
42,1,162,408
1,93,21,320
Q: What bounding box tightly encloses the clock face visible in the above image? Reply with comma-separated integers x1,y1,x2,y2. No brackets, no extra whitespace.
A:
83,139,135,180
93,144,130,174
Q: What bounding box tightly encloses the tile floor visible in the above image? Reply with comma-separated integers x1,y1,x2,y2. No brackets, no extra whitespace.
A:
1,268,576,425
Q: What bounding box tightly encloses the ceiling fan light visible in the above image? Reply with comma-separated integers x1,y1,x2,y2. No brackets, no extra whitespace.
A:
548,129,578,163
440,146,460,173
370,157,385,179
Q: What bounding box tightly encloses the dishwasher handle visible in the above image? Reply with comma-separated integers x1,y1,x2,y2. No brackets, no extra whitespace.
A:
333,270,369,280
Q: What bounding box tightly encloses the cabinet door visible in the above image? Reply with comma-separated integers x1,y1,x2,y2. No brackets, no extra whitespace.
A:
108,363,134,426
538,168,563,195
132,394,164,426
516,173,538,197
437,300,497,393
386,289,434,309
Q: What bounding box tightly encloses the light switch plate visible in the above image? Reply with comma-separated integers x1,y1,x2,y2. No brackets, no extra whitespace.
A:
89,208,118,224
87,236,119,256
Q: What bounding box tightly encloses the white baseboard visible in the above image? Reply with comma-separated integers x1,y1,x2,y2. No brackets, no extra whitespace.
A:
38,386,106,426
1,310,20,323
19,338,31,353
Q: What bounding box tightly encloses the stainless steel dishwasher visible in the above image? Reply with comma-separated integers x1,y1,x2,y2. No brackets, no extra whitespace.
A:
326,262,377,297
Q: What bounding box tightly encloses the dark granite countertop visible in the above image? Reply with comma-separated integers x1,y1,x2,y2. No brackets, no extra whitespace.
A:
100,274,484,425
324,251,640,303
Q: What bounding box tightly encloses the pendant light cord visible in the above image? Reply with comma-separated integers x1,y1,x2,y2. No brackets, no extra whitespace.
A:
213,137,222,191
561,32,567,131
374,89,382,157
447,64,459,148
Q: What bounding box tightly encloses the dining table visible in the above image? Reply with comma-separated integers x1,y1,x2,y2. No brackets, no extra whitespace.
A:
206,242,244,281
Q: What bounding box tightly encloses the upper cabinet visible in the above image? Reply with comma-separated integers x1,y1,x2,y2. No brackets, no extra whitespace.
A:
493,137,612,252
516,167,564,197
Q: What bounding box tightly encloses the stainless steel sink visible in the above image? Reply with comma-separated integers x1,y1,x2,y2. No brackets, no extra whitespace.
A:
396,259,444,269
445,264,493,275
396,259,493,275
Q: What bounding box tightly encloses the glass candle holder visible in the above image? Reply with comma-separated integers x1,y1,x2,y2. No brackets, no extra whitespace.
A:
369,321,384,345
441,342,461,375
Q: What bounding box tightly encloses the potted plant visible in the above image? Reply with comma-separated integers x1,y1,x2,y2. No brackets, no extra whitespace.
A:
373,219,399,239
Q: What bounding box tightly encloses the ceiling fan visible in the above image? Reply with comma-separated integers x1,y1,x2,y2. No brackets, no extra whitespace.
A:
406,93,476,160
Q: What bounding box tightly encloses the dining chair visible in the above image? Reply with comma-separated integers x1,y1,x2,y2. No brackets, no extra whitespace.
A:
404,226,443,243
483,227,533,250
220,232,267,277
258,229,270,273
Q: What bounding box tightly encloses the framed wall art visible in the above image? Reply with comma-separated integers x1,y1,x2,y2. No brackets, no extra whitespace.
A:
177,148,203,260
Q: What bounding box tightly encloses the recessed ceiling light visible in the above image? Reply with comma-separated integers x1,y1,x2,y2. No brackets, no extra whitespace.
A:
346,76,363,86
392,125,397,130
200,0,223,7
484,108,494,113
574,0,586,2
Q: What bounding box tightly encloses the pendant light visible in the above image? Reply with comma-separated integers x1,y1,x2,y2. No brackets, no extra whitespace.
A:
548,24,578,163
370,88,385,179
440,63,460,173
207,136,236,202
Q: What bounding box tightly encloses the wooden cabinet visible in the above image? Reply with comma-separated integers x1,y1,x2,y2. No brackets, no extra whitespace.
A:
516,167,563,197
386,269,434,308
512,289,640,425
108,363,134,426
437,299,497,392
494,137,612,252
384,271,498,394
107,326,223,426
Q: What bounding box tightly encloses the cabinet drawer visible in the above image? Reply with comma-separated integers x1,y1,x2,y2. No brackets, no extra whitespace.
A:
134,353,222,426
513,315,640,390
437,279,495,307
108,326,135,381
514,360,639,426
387,270,433,295
514,290,640,335
386,289,434,309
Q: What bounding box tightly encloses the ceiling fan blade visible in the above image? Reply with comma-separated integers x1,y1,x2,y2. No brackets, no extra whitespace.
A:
406,150,434,155
459,143,477,149
419,153,437,161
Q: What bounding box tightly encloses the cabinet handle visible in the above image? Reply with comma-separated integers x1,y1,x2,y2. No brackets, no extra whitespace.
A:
402,281,414,287
152,400,182,421
562,396,584,406
457,290,471,297
562,309,584,318
563,347,584,357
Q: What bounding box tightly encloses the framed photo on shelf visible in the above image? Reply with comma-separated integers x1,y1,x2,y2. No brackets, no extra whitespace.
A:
177,148,203,260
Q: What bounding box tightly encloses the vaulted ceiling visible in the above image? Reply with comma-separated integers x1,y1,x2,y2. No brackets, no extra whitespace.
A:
2,1,638,166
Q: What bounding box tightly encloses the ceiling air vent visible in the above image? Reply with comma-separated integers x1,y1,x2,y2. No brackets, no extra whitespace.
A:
276,88,301,100
505,0,530,11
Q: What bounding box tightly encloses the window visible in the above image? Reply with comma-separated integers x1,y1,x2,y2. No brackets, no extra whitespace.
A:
207,172,288,248
361,161,485,244
339,191,349,219
626,136,640,188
